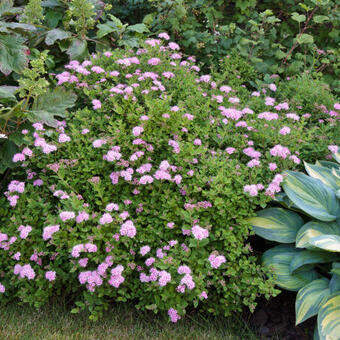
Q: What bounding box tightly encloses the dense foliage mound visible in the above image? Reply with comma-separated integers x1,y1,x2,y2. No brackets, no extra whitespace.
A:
0,37,338,321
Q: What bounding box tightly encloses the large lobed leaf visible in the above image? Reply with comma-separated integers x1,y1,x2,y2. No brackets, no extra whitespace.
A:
0,33,28,75
30,88,77,127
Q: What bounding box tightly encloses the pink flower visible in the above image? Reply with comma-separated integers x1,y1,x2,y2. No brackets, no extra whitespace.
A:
158,32,170,40
92,99,101,110
168,42,180,50
120,220,136,238
59,211,75,221
279,127,291,135
269,163,277,171
148,58,161,65
18,225,32,239
0,283,5,293
42,225,60,240
99,213,113,225
139,175,154,185
58,133,71,143
328,145,338,154
158,270,171,286
200,291,208,299
140,245,151,256
178,265,191,275
45,271,56,281
12,153,25,162
270,144,291,159
269,83,277,91
168,308,181,323
244,185,258,197
132,126,144,136
208,254,226,269
191,225,209,240
193,138,202,146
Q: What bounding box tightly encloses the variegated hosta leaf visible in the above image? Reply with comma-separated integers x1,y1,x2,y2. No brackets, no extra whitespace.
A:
296,278,330,325
330,273,340,294
247,207,303,243
316,160,340,172
308,235,340,252
332,152,340,164
262,245,319,291
296,221,340,249
282,171,340,222
317,293,340,340
290,250,338,273
304,162,340,191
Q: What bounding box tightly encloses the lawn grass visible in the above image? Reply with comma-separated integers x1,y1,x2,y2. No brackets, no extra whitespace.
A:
0,301,259,340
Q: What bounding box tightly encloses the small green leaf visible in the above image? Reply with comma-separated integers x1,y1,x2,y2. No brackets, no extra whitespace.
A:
313,15,329,23
127,23,149,33
297,33,314,44
291,12,306,23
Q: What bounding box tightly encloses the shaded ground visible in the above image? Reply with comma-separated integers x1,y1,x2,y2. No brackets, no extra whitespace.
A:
250,291,314,340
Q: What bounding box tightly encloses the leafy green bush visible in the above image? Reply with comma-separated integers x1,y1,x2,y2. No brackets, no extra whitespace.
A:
111,0,340,93
248,151,340,339
0,39,338,322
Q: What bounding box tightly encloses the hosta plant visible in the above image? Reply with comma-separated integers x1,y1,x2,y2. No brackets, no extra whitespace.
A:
248,151,340,339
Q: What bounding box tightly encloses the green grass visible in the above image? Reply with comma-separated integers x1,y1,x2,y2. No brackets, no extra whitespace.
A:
0,302,258,340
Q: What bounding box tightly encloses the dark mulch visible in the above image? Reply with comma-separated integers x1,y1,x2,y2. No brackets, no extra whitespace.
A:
249,291,315,340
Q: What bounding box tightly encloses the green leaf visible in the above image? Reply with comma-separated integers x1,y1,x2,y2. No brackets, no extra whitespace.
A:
291,12,306,23
30,88,76,127
313,15,329,23
107,14,124,29
304,162,340,191
127,24,149,34
45,10,63,28
66,39,88,60
317,293,340,340
45,29,72,45
247,207,303,243
0,139,19,173
282,171,340,221
0,0,23,16
0,33,28,75
96,22,117,39
296,278,330,325
290,250,338,273
309,235,340,253
4,23,37,32
296,221,340,249
0,86,17,100
262,245,319,291
297,33,314,44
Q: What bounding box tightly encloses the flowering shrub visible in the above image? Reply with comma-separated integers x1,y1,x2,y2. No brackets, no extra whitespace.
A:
0,36,339,321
